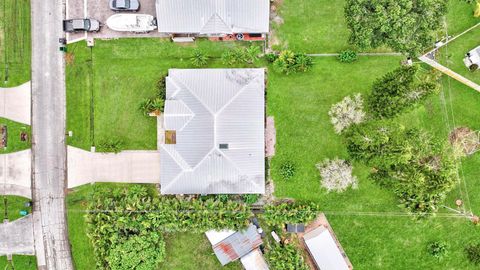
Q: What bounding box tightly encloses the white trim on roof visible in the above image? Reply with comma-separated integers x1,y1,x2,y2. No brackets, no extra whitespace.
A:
303,226,350,270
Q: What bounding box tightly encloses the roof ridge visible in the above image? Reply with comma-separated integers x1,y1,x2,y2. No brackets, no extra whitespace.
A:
215,73,261,117
200,12,232,34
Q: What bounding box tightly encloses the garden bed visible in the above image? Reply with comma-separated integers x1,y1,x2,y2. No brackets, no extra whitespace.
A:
0,118,30,154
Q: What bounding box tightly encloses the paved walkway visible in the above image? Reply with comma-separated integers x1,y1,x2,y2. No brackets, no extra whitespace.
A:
0,150,32,198
67,146,161,188
419,56,480,93
0,215,35,256
0,81,31,125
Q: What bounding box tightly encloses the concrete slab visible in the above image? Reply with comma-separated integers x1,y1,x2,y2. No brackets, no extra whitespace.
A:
0,150,31,198
0,215,35,256
67,146,160,188
0,82,31,125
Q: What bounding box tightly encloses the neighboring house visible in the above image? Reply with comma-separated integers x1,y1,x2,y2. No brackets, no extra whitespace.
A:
160,69,265,194
206,225,268,269
464,45,480,70
155,0,270,39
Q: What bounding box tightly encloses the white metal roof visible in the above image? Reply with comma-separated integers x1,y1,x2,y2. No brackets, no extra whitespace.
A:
205,229,236,246
155,0,270,34
160,69,265,194
303,226,350,270
240,248,269,270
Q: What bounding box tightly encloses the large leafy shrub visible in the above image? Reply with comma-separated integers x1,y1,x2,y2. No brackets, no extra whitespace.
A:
265,244,309,270
345,0,448,55
338,50,358,63
427,241,448,259
106,233,166,270
367,66,439,119
329,93,366,133
273,50,313,74
344,121,458,216
465,243,480,264
221,45,261,65
316,158,358,192
190,49,209,67
263,202,320,226
280,161,296,180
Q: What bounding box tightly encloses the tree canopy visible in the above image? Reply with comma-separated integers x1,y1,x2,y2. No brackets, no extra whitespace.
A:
345,0,448,55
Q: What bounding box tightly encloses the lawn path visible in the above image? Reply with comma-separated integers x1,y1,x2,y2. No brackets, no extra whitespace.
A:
307,52,402,57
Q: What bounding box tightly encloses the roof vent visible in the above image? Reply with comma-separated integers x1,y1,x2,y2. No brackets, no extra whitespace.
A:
219,143,229,149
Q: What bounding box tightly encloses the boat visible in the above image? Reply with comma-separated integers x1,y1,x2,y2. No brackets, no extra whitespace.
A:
106,14,157,33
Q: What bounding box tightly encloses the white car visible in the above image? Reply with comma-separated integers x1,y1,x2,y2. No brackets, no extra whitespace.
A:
106,14,157,33
464,46,480,71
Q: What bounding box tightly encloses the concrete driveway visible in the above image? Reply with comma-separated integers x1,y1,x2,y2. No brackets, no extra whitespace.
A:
66,0,167,43
0,150,31,198
0,215,35,256
0,81,31,125
67,146,160,188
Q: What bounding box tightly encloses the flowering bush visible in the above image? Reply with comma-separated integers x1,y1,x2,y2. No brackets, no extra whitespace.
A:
329,94,366,133
316,158,358,192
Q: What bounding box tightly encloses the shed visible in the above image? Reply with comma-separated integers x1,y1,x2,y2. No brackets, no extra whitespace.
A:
240,248,269,270
303,226,350,270
211,225,263,266
464,46,480,70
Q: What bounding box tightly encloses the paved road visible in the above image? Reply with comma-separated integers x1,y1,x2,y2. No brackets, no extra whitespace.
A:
31,0,74,269
0,81,31,125
0,215,35,256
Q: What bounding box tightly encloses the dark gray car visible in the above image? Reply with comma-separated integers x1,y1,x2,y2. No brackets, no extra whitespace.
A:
109,0,140,12
63,19,100,32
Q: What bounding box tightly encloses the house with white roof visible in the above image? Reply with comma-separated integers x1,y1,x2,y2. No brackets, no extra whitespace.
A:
160,69,265,194
155,0,270,38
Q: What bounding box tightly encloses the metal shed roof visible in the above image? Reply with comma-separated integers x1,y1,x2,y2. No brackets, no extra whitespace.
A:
155,0,270,34
212,225,263,265
160,69,265,194
240,248,269,270
303,226,350,270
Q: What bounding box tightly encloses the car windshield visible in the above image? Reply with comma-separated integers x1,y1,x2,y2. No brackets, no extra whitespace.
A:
116,0,130,8
84,20,90,29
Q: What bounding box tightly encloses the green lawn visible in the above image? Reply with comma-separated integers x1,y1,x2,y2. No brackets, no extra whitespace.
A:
0,118,30,154
446,0,480,36
66,39,262,151
0,195,31,221
0,0,30,87
438,25,480,85
160,233,242,270
0,256,7,270
11,255,36,270
273,0,351,53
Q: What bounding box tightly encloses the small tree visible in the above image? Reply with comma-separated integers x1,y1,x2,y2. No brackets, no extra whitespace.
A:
245,45,261,64
279,161,296,180
316,158,358,192
367,66,439,119
191,50,209,67
329,93,366,134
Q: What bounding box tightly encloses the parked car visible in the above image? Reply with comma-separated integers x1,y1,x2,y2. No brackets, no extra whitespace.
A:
63,18,100,32
109,0,140,12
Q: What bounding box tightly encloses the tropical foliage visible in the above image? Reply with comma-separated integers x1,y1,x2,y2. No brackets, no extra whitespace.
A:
338,50,358,63
265,244,309,270
344,121,458,216
316,158,358,192
190,50,209,67
273,50,313,74
263,202,320,226
221,45,261,65
86,185,252,269
427,241,448,259
280,161,296,180
329,93,366,133
367,66,439,119
344,0,447,55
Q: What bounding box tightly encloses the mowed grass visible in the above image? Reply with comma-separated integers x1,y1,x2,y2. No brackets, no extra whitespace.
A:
160,233,242,270
67,39,262,150
0,0,30,87
268,56,403,210
438,26,480,85
11,255,36,270
0,118,30,154
328,215,480,270
1,195,31,221
274,0,350,53
446,0,480,36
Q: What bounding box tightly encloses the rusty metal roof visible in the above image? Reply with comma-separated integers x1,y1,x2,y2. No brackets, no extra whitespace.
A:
212,225,263,265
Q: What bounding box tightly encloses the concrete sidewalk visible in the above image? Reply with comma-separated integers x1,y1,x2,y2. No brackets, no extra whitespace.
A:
0,81,31,125
0,150,32,198
0,215,35,256
67,146,160,188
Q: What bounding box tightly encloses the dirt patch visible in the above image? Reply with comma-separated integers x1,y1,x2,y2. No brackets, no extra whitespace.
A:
65,52,75,65
268,0,285,50
449,127,480,156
